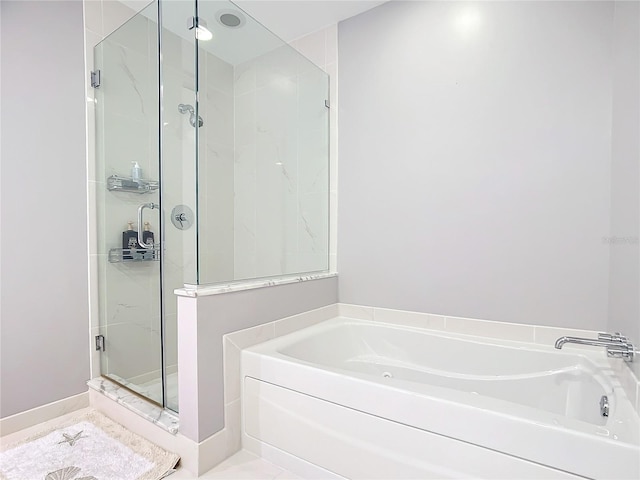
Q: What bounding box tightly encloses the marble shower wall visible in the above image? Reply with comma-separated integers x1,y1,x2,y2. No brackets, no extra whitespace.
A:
196,52,236,285
232,26,334,280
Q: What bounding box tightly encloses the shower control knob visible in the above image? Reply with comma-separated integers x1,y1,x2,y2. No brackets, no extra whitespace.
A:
171,205,194,231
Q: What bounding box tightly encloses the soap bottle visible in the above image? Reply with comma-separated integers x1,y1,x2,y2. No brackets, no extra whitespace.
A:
122,221,139,260
142,222,155,259
131,161,142,184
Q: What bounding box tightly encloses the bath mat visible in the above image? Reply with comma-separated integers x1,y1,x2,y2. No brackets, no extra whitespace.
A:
0,409,179,480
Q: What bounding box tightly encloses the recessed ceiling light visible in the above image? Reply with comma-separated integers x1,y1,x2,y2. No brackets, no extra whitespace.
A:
216,9,245,29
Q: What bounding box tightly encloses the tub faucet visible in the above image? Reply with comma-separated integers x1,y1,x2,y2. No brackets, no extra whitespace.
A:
554,332,635,362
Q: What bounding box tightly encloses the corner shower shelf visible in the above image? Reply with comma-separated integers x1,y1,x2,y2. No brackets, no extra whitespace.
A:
107,175,159,194
108,246,159,263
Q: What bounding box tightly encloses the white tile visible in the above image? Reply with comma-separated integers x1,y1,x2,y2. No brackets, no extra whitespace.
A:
223,337,241,404
297,193,328,259
329,191,338,258
373,308,446,331
104,323,162,390
164,313,178,368
205,89,234,145
234,91,256,148
324,24,338,67
274,304,337,337
328,253,337,272
84,0,103,37
101,0,137,38
325,62,338,109
274,471,304,480
88,254,101,327
201,450,284,480
338,303,374,320
223,399,242,456
207,53,234,95
609,359,640,408
227,323,275,350
109,9,149,55
90,326,102,379
234,62,256,96
445,316,535,343
256,46,300,88
164,466,197,479
87,183,99,254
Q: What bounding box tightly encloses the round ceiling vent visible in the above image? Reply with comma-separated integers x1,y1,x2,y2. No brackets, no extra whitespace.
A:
216,10,245,29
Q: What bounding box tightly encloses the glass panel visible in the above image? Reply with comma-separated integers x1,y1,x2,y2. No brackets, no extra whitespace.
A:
195,0,330,284
158,0,199,411
94,1,163,405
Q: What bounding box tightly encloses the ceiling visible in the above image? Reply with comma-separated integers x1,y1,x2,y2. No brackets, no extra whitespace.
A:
233,1,388,41
120,0,386,65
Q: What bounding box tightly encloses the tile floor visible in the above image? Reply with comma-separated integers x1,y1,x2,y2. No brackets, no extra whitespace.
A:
170,450,301,479
0,408,301,479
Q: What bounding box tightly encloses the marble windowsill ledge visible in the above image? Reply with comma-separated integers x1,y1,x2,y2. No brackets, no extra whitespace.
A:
87,377,179,434
174,272,338,298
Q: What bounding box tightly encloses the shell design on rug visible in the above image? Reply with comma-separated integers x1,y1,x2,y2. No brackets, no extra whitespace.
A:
44,466,98,480
45,467,81,480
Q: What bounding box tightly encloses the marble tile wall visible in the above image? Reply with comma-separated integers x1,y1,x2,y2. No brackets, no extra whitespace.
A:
196,50,236,285
232,25,337,279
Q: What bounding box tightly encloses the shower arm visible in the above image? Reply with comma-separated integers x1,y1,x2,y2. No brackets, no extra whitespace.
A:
137,203,158,249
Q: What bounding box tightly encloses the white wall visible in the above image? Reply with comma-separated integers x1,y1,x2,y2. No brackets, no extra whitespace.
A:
0,1,89,418
608,1,640,342
338,1,614,330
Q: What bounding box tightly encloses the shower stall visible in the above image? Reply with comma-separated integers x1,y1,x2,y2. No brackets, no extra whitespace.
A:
92,0,329,412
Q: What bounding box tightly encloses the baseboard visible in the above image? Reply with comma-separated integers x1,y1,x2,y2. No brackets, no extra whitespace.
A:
0,391,89,437
198,426,240,475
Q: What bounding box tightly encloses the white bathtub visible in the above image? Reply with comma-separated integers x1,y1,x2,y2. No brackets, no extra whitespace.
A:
241,318,640,479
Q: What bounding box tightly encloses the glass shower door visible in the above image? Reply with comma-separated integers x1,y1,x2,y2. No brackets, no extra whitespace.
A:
94,2,164,406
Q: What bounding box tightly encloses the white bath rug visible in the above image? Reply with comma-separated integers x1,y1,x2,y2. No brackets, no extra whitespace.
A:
0,410,179,480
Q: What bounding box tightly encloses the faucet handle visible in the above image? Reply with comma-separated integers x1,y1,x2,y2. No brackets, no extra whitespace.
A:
606,342,635,362
598,332,628,343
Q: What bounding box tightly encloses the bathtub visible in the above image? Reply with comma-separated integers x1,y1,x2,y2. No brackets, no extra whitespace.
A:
241,317,640,479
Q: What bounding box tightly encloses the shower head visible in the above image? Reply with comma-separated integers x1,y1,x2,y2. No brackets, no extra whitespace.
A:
178,103,204,128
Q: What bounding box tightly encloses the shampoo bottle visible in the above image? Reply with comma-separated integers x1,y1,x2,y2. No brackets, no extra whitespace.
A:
142,222,155,259
122,221,139,260
131,161,142,184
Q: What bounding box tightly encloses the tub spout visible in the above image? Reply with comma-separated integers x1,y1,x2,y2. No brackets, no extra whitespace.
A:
554,333,635,362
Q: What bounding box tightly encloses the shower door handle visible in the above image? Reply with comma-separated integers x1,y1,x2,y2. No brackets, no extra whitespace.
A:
137,203,158,248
